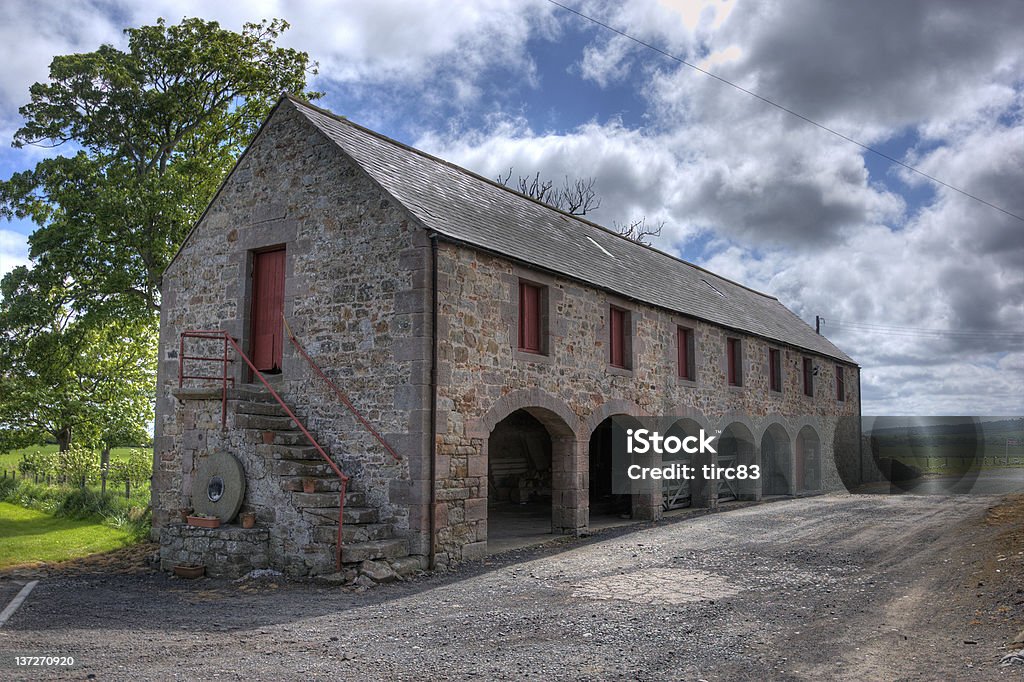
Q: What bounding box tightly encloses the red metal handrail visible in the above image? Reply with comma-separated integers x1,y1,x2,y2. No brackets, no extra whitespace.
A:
282,317,402,462
179,330,348,571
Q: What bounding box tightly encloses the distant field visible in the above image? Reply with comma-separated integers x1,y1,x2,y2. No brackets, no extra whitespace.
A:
0,502,134,568
874,443,1024,474
0,445,145,475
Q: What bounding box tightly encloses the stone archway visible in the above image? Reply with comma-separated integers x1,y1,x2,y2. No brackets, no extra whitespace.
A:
761,422,792,496
473,390,584,548
662,417,704,510
719,421,758,501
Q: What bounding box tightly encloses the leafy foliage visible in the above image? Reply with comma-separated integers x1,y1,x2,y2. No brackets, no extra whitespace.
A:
0,17,317,453
1,18,319,318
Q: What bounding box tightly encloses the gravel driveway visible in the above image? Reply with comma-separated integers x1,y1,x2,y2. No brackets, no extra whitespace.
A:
1,493,1021,680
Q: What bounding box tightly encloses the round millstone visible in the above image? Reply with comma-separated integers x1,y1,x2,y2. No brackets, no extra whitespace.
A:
191,452,246,522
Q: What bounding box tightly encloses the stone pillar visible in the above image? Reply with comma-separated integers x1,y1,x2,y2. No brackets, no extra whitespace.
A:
690,449,718,509
552,437,588,534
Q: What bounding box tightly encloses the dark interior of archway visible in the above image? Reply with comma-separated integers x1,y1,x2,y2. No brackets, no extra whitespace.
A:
719,425,756,500
761,428,791,496
488,410,553,507
589,418,631,518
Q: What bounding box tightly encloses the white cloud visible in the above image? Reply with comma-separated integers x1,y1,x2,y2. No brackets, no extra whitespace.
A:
419,0,1023,415
0,228,29,281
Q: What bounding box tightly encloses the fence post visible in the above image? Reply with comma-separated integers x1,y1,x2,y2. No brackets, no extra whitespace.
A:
125,480,131,499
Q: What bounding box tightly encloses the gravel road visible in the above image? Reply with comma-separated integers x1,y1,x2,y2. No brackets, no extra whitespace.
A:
1,492,1021,681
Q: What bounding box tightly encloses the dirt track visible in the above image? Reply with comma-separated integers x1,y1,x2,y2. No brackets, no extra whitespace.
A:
1,492,1022,680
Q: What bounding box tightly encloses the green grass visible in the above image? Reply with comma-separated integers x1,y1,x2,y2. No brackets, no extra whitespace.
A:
874,443,1024,474
0,502,134,569
0,445,145,476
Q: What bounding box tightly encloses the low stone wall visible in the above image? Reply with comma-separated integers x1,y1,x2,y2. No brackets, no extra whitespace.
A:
160,525,270,579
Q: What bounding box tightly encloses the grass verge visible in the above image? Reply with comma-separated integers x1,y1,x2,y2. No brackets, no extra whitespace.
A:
0,502,134,569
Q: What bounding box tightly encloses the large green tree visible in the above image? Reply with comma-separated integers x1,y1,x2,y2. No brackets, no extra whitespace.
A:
0,17,318,452
0,17,319,320
0,265,156,452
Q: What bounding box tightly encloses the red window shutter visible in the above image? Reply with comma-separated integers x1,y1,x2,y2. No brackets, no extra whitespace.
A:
836,365,845,400
518,282,541,352
677,328,689,378
610,308,624,367
803,358,813,396
727,338,738,385
769,349,782,392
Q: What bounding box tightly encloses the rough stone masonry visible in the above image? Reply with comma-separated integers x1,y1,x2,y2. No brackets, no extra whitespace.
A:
153,95,861,577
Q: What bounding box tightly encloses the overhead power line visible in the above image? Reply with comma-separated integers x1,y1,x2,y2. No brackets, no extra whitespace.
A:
823,319,1024,340
546,0,1024,224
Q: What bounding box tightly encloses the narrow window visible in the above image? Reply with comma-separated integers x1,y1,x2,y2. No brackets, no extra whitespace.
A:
769,348,782,393
727,337,742,386
803,358,814,397
518,281,543,353
836,364,845,401
609,306,629,368
677,327,695,380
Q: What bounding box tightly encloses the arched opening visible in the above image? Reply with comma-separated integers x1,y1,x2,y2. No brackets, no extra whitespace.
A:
718,422,757,501
588,415,641,521
488,410,553,544
796,426,822,492
484,404,579,551
761,423,792,496
662,418,703,510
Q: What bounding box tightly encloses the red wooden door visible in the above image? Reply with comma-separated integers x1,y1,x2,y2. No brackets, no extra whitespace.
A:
250,248,286,372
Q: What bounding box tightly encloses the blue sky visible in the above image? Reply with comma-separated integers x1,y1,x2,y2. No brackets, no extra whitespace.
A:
0,0,1021,415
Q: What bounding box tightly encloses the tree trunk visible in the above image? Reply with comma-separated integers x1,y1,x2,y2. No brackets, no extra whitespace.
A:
56,426,72,453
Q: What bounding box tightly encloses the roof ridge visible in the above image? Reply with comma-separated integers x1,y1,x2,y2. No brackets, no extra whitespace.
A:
282,93,779,302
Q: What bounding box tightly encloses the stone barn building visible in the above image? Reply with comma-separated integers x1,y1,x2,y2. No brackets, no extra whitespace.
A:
153,95,861,579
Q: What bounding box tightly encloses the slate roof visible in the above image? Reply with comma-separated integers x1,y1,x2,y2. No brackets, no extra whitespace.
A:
287,96,855,365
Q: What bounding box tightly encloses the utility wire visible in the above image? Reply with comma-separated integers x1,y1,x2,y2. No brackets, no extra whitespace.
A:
546,0,1024,224
824,319,1024,340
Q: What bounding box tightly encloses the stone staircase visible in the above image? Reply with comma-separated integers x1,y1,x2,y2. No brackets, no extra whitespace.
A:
231,386,411,575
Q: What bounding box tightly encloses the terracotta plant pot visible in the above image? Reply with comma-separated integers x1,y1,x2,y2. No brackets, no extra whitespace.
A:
262,431,276,445
302,479,317,494
178,508,193,523
240,512,256,529
173,564,205,579
187,515,221,529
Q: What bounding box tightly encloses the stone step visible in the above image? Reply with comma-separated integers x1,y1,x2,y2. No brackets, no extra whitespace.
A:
281,477,339,494
257,430,307,446
235,413,298,431
279,478,362,498
231,400,289,417
291,491,340,508
341,538,408,564
257,444,327,461
314,522,394,544
270,459,336,477
302,506,379,525
229,386,279,403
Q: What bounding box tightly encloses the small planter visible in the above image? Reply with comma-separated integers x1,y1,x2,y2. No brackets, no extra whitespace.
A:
302,479,317,494
262,431,276,445
173,564,205,579
240,512,256,529
187,515,221,529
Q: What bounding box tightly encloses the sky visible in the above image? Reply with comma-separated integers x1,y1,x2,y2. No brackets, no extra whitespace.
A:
0,0,1021,416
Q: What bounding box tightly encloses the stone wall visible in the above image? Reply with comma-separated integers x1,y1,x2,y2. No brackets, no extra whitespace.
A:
432,241,861,565
153,99,432,565
160,524,270,579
